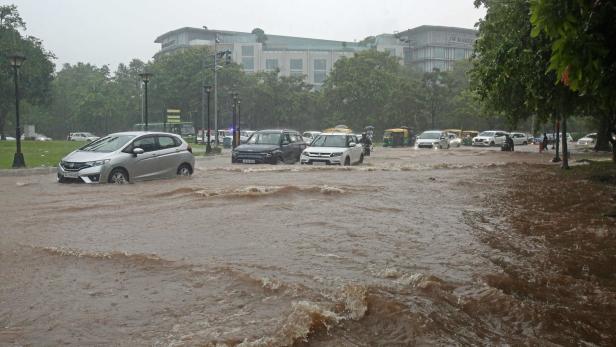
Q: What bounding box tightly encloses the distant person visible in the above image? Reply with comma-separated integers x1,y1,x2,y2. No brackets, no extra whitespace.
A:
360,132,372,156
541,133,549,152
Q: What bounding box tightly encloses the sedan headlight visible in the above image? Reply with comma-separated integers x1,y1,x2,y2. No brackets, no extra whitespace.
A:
265,152,273,157
232,150,239,157
301,151,310,157
86,159,110,167
330,152,343,157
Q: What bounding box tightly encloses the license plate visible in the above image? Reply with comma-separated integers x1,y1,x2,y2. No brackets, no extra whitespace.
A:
242,159,256,164
313,161,326,166
63,171,79,178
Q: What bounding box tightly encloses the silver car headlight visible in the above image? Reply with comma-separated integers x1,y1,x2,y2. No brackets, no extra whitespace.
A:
232,150,239,157
302,151,310,157
86,159,110,167
265,152,273,157
330,152,343,157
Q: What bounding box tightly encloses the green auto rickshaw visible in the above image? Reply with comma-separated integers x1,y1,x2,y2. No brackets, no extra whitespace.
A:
383,128,411,147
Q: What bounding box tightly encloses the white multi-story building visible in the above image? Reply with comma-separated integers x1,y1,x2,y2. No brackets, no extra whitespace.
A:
154,25,477,85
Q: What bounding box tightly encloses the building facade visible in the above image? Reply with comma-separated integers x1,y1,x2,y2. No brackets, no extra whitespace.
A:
154,25,477,85
394,25,477,72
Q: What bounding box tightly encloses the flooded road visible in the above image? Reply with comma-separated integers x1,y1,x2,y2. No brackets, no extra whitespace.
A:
1,147,615,346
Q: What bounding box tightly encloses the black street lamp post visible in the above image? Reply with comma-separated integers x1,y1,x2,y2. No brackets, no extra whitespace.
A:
9,53,26,168
139,72,153,131
204,85,212,153
231,92,239,149
237,96,241,146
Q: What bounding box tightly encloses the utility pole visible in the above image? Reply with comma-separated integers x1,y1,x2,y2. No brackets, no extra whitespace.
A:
214,33,219,145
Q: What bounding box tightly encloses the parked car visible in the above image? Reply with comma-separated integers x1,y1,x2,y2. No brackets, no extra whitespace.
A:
57,132,194,184
415,130,450,149
34,134,52,141
472,130,508,147
67,132,99,142
300,133,364,165
232,129,306,164
447,132,462,147
240,130,256,144
195,130,216,144
302,131,322,144
509,132,528,145
577,133,597,147
4,136,16,141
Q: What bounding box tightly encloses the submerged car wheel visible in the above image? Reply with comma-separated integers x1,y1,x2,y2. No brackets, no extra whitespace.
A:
108,168,129,184
359,154,364,164
344,156,351,166
273,156,283,165
177,163,192,176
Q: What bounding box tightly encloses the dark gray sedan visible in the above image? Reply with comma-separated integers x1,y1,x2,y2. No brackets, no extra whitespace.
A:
57,131,195,184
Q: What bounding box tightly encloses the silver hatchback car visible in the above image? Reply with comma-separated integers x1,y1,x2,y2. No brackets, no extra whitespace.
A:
57,131,195,184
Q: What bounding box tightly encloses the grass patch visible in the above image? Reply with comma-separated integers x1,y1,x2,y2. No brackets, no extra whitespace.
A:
0,140,82,169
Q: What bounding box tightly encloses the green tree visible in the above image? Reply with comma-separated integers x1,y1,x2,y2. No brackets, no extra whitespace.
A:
0,5,54,140
471,0,578,168
530,0,616,160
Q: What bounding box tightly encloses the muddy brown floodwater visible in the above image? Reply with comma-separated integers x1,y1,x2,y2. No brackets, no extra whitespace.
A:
1,147,615,346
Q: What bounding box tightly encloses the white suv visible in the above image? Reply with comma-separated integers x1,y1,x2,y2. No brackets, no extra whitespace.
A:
509,132,528,145
68,132,99,142
300,133,364,166
473,131,508,146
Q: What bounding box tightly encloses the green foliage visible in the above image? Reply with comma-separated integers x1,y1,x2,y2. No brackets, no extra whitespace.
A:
0,5,54,138
470,0,578,129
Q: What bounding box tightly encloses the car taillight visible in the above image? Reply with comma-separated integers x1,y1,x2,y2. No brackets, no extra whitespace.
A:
187,145,192,153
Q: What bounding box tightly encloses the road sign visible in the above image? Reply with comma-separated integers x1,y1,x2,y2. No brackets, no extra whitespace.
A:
166,109,181,124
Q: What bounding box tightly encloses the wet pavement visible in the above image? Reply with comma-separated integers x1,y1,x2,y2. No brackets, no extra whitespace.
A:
1,145,614,346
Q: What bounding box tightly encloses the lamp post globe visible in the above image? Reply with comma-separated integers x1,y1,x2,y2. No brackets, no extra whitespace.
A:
139,72,153,131
9,53,26,168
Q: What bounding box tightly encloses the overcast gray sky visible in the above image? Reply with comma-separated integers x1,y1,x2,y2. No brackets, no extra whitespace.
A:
10,0,485,70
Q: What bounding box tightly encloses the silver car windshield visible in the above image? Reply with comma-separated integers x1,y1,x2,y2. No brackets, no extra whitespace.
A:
311,135,347,147
419,132,441,140
247,133,281,145
479,131,495,136
80,135,136,152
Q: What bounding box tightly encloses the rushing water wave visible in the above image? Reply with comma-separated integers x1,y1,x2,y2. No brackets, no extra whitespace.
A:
1,147,614,346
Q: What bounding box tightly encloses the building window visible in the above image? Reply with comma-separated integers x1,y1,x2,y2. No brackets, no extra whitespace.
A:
403,47,412,65
454,48,466,60
241,45,254,70
313,59,326,84
433,47,445,59
265,59,278,71
290,59,303,77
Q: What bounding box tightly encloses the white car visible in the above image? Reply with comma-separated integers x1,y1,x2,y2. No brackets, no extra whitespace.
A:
473,130,508,147
577,133,597,147
300,133,364,166
509,132,528,145
415,130,450,149
447,133,461,147
302,131,321,144
68,132,99,142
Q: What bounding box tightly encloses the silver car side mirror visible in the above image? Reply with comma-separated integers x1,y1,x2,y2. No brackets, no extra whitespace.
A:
133,147,144,156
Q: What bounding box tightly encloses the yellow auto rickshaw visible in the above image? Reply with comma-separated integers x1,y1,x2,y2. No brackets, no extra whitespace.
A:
323,124,353,134
383,128,411,147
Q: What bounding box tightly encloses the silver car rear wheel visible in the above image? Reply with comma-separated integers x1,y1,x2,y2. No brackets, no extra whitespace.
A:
108,168,128,184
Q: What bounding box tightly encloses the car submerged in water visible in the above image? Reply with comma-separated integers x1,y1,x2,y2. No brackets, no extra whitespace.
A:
57,131,195,184
300,133,364,165
231,129,306,164
415,130,450,149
